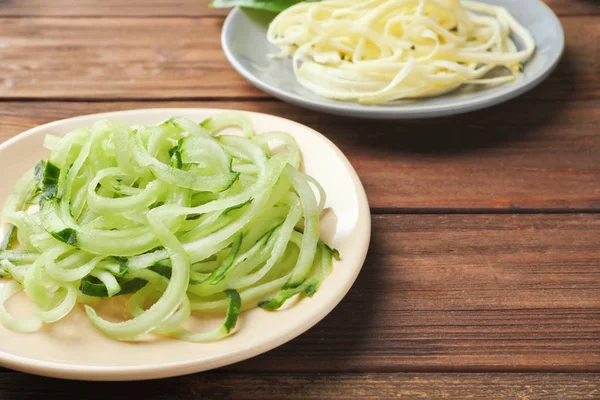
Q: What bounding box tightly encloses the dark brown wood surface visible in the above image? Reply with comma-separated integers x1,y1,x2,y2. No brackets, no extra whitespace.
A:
222,214,600,372
1,372,599,399
0,0,599,398
0,0,597,16
0,99,599,210
0,16,597,100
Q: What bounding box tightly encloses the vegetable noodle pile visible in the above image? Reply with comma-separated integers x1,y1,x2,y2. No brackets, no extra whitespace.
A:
268,0,536,104
0,112,338,341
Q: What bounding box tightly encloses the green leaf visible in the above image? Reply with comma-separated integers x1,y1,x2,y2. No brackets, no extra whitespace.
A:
210,0,320,12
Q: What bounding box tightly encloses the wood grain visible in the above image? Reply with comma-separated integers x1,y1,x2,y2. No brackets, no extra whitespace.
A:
0,0,598,394
0,213,595,372
0,99,598,211
0,0,596,17
215,214,600,372
0,17,261,99
0,0,227,17
3,215,595,372
0,372,598,399
0,16,597,100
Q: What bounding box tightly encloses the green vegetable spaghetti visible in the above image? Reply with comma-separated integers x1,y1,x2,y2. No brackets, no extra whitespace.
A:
0,112,339,341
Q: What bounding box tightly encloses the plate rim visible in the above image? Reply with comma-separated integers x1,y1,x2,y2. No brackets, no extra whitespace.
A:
221,0,565,119
0,108,371,381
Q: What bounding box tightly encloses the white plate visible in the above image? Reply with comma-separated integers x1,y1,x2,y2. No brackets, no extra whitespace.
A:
222,0,564,119
0,109,371,381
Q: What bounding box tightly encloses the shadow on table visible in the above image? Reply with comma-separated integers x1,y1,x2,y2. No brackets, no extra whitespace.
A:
570,0,599,8
236,229,385,369
304,50,575,157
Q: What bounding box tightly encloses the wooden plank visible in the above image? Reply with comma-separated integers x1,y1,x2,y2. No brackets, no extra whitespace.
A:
1,215,596,371
0,0,596,17
0,17,262,99
0,99,598,210
0,0,226,17
0,372,599,399
226,214,600,372
0,16,597,100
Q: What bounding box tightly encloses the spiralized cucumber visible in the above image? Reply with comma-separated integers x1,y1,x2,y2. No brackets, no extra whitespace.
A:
0,112,339,341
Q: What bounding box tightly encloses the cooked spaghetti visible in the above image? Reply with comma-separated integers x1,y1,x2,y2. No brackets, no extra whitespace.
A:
268,0,536,104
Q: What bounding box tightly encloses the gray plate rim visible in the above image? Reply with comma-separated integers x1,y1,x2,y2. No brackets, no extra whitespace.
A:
221,1,565,119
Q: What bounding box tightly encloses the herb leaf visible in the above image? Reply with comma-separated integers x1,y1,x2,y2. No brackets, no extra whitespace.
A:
210,0,320,12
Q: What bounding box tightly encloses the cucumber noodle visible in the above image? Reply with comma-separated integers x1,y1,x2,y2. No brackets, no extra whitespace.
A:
0,112,339,341
267,0,536,104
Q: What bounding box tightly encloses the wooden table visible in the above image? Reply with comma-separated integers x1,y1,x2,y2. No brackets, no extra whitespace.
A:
0,0,598,398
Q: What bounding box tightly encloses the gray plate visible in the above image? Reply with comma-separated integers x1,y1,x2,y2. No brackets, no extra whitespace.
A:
221,0,564,119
